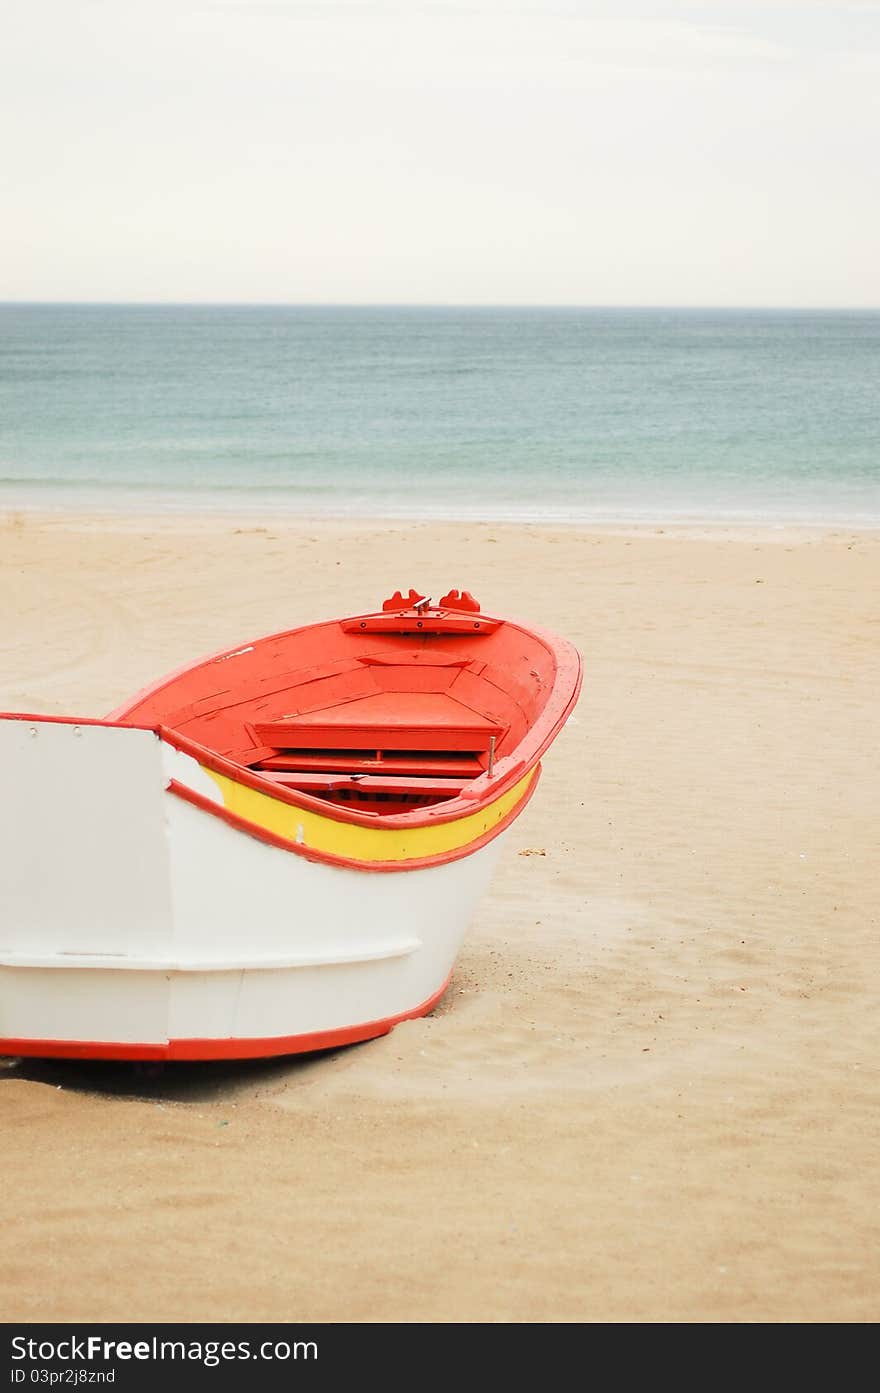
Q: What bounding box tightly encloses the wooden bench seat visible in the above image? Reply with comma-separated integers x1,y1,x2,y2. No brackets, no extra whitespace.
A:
259,771,467,797
252,692,505,754
255,751,484,778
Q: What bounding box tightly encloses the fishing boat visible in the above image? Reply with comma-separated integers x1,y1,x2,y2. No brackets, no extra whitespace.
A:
0,589,581,1062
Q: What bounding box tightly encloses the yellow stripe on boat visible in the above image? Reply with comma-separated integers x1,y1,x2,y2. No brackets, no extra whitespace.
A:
202,766,537,865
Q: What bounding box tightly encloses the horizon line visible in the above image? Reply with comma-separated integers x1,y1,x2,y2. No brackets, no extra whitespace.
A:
1,299,879,313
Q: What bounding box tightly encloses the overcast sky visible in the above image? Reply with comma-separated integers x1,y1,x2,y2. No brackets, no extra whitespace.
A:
2,0,878,305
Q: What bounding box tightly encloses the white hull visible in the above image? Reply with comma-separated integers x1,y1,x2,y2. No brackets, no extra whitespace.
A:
0,719,505,1057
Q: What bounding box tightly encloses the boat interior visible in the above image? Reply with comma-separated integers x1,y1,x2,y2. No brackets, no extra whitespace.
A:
117,595,561,816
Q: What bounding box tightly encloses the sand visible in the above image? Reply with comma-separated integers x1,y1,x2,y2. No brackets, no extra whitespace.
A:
1,511,878,1324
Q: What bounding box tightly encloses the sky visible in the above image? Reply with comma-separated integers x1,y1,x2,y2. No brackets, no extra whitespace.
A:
2,0,879,305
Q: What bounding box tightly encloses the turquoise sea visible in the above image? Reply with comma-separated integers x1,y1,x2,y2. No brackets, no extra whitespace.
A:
0,305,877,525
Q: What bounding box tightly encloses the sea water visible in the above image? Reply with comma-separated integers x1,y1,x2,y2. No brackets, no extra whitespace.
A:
0,304,877,525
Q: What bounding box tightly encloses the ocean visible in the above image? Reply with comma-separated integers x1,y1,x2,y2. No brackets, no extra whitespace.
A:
0,304,877,525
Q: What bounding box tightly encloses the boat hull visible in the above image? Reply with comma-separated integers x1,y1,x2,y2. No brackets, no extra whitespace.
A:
0,716,510,1060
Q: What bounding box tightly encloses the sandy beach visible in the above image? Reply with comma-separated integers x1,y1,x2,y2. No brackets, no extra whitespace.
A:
1,510,877,1324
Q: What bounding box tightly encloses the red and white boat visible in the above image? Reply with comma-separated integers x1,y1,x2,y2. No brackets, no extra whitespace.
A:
0,589,581,1061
